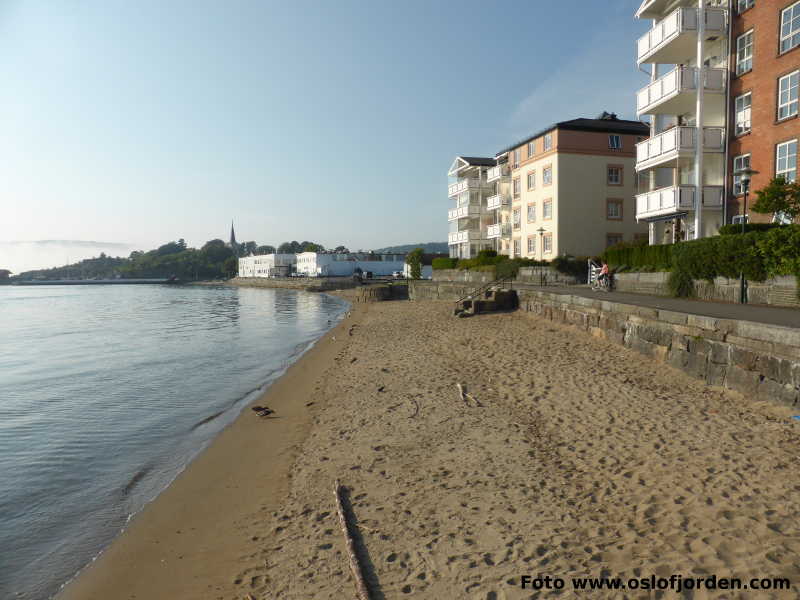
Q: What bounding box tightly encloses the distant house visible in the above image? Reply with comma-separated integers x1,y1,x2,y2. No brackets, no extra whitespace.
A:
296,252,406,277
238,254,296,278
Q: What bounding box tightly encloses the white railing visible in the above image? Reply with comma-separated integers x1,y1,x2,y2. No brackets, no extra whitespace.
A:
486,223,511,238
637,7,726,65
486,194,510,210
447,205,479,221
636,185,724,219
447,230,481,244
486,165,509,182
448,178,483,197
637,67,726,115
636,126,725,167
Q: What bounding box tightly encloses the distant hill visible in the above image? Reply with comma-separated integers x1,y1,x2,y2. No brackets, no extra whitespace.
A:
373,242,448,254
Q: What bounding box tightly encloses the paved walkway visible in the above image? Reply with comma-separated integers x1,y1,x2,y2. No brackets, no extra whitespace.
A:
516,283,800,329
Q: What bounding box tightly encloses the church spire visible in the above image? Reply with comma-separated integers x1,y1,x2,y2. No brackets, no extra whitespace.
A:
229,220,239,256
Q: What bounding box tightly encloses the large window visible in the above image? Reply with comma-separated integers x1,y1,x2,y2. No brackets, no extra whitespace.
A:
527,203,536,222
543,166,552,185
543,133,552,151
781,1,800,53
609,135,622,149
513,238,521,256
778,71,799,120
527,141,535,158
527,171,536,190
512,207,521,229
735,92,751,135
543,233,552,254
733,154,751,195
513,148,520,168
776,140,798,182
737,0,754,12
527,237,536,254
606,234,623,248
607,166,622,185
543,199,553,219
736,30,753,75
513,176,521,197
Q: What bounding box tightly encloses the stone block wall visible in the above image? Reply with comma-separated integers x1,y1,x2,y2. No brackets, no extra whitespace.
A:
230,277,358,292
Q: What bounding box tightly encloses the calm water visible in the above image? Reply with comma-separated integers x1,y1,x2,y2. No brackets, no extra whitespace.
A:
0,284,348,599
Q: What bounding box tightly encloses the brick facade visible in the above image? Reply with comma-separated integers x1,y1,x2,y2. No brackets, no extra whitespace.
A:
729,0,800,223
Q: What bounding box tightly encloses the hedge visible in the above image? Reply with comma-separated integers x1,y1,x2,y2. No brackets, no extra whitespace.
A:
719,223,783,235
602,240,673,271
432,257,458,270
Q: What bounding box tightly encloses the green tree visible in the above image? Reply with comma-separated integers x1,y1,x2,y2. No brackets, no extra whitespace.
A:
751,177,800,222
256,245,276,255
243,241,258,255
406,247,424,279
223,256,238,278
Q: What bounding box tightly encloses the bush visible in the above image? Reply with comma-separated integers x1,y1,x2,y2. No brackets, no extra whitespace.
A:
718,223,784,235
551,255,589,279
602,240,673,271
432,257,458,270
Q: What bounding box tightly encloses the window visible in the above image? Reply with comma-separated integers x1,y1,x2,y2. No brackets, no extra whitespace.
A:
606,234,624,248
776,140,798,182
607,166,622,185
735,92,751,134
781,1,800,53
513,148,520,168
527,237,536,254
543,233,553,254
609,135,622,149
527,171,536,190
733,154,751,195
732,214,749,225
513,238,521,256
543,166,552,185
512,207,521,229
736,30,753,75
606,199,623,220
527,141,535,158
543,133,552,151
512,177,521,197
527,203,536,222
737,0,754,12
778,71,799,120
543,199,553,219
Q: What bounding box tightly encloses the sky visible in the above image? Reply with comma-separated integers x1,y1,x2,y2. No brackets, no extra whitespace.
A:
0,0,651,272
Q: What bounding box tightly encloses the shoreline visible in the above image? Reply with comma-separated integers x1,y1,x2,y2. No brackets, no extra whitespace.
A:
57,291,361,600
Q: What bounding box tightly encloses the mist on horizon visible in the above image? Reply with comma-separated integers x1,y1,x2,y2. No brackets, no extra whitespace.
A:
0,241,139,274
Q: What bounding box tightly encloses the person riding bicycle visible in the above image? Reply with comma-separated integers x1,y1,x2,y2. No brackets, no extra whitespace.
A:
598,262,610,286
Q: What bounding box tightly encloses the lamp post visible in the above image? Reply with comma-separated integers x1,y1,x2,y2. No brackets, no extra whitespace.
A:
537,227,546,286
733,166,759,303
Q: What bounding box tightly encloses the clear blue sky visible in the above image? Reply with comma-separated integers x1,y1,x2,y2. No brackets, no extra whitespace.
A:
1,0,650,269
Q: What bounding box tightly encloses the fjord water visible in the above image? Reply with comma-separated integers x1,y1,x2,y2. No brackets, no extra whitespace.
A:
0,284,348,600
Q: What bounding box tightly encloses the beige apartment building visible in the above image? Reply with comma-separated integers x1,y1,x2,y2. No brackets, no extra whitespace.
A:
490,114,650,259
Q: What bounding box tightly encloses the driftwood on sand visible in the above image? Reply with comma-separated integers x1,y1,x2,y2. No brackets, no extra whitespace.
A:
334,479,371,600
456,383,482,407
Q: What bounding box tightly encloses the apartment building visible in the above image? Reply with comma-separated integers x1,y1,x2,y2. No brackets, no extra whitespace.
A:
492,114,649,259
634,0,730,243
238,253,296,277
446,157,496,259
728,0,800,224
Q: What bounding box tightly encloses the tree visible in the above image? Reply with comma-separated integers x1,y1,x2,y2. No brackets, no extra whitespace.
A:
334,245,350,253
201,239,233,264
406,247,424,279
302,242,323,252
278,241,300,253
243,241,258,256
256,245,276,255
751,177,800,222
223,256,238,278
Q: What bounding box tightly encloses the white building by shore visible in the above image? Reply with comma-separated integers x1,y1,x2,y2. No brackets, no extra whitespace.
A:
237,254,296,278
295,252,406,277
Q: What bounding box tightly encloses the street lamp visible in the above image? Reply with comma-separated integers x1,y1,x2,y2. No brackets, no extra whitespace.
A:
537,227,546,286
733,166,759,303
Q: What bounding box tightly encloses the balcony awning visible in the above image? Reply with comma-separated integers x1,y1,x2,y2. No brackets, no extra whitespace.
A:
645,212,688,223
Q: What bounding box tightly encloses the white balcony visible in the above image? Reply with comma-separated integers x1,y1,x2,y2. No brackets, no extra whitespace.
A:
486,223,511,239
636,185,724,220
448,205,480,221
486,165,510,182
637,66,725,117
448,178,486,198
448,230,482,245
636,126,725,171
637,7,726,66
486,194,510,210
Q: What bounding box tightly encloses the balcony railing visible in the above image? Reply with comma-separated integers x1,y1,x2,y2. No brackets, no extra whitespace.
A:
635,185,724,220
637,7,726,66
635,126,725,170
448,178,486,197
486,165,510,182
447,230,482,245
486,194,510,210
447,205,480,221
486,223,511,239
637,66,725,116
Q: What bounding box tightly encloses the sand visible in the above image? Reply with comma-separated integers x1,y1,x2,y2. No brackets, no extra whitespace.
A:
60,297,800,599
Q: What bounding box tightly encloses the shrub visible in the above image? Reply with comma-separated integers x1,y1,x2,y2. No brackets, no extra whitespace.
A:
718,223,784,235
432,257,458,270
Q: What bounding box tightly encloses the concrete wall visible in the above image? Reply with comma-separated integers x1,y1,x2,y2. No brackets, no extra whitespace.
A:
231,277,358,292
432,269,496,284
408,280,800,407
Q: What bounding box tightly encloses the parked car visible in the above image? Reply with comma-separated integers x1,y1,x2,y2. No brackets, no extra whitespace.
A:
392,271,404,279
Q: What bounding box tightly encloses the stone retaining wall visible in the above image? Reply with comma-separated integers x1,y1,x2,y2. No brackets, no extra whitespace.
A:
230,276,358,292
408,280,800,406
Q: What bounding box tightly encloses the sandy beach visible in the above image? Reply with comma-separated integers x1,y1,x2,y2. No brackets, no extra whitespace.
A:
60,296,800,599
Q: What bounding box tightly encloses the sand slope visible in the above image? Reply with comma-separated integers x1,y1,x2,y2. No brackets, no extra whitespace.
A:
232,300,800,599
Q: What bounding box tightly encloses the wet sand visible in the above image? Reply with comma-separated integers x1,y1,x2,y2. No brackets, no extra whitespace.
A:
61,297,800,599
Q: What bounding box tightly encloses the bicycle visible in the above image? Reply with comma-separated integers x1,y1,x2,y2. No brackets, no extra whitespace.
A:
591,274,612,292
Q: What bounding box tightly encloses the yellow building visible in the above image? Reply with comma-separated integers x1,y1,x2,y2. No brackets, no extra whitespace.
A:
489,113,650,259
